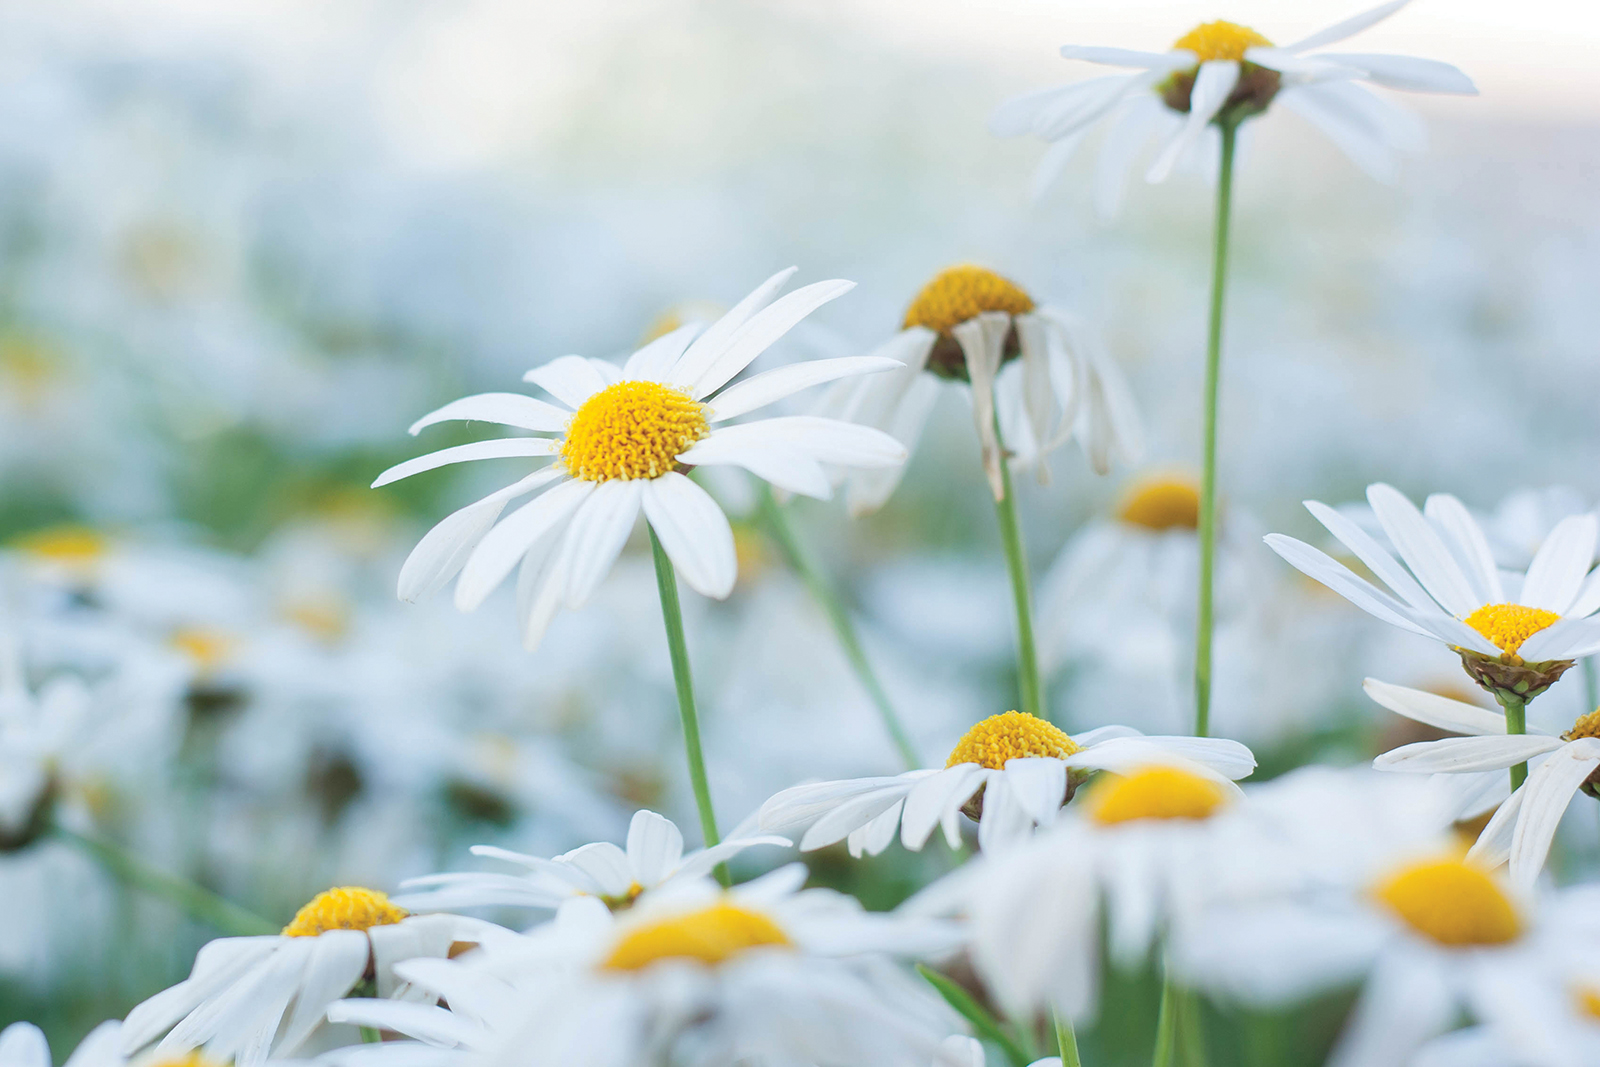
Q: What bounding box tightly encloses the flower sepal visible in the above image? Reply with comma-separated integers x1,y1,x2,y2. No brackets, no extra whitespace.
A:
1161,63,1280,125
1456,648,1575,705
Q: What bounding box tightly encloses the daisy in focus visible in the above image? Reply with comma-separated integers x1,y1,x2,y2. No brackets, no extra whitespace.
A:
993,0,1477,210
758,710,1254,855
120,886,509,1067
374,268,908,649
394,808,789,913
817,264,1142,513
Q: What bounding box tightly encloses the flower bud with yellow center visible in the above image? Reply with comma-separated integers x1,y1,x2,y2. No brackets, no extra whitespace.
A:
1084,766,1230,826
902,266,1034,381
1455,603,1574,701
559,380,710,482
945,711,1080,770
282,886,408,937
602,901,791,971
1117,476,1201,532
1371,858,1521,947
1162,20,1281,120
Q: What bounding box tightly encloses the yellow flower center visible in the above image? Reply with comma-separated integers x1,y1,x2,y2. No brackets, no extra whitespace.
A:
170,628,237,673
1372,859,1521,947
1172,20,1272,63
946,711,1081,770
1566,709,1600,741
1462,603,1561,658
1085,766,1230,826
1576,986,1600,1021
282,886,408,937
903,265,1034,336
13,525,106,565
559,380,710,482
602,901,791,971
1117,476,1201,532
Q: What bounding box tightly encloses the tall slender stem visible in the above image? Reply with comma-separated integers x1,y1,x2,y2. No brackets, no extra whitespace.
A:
649,526,725,883
1053,1007,1082,1067
1499,690,1528,792
993,420,1045,721
54,823,276,936
1586,655,1598,714
1193,119,1240,740
755,485,921,769
1152,974,1179,1067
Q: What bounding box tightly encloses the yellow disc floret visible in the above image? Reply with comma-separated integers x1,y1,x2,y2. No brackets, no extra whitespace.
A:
282,886,408,937
1568,709,1600,742
946,711,1080,770
1372,859,1521,947
1463,603,1561,659
559,380,710,482
1084,766,1230,826
903,265,1034,336
13,525,107,565
1117,476,1201,532
1576,986,1600,1020
1172,20,1272,63
602,901,791,970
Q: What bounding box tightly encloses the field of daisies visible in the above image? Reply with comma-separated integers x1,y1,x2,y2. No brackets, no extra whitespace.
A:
4,1,1600,1066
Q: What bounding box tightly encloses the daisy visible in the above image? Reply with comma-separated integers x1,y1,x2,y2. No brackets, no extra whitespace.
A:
1265,484,1600,704
757,710,1254,855
328,865,964,1067
373,267,908,651
1,1023,123,1067
817,264,1142,514
120,886,510,1067
993,0,1477,210
393,808,789,913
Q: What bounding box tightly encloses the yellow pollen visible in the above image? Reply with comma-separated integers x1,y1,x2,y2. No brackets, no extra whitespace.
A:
1566,709,1600,741
559,380,710,482
1576,986,1600,1021
282,886,408,937
903,265,1034,336
1462,603,1561,658
1085,766,1229,826
1372,859,1521,947
1117,476,1201,532
1172,20,1273,63
602,901,791,970
946,711,1080,770
13,525,106,565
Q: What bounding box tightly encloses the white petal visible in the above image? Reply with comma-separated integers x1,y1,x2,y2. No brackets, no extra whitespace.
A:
1059,46,1190,69
1028,127,1092,201
680,279,856,400
1508,739,1600,890
408,393,570,436
1520,615,1600,661
626,810,684,887
557,842,633,896
453,479,593,611
800,787,914,851
678,433,832,499
1015,314,1064,457
397,468,565,602
1096,735,1257,780
1280,85,1400,182
1282,0,1411,53
668,267,799,387
1423,494,1504,606
514,516,568,651
1316,53,1476,94
1263,534,1435,639
642,473,736,599
1465,784,1524,868
677,835,791,878
953,311,1011,500
1367,483,1479,618
325,1000,479,1048
61,1023,121,1067
1001,758,1068,826
276,930,369,1054
845,374,939,517
623,322,702,380
902,765,987,850
1325,944,1454,1067
708,416,906,468
1361,679,1508,736
1304,500,1437,615
1374,734,1562,774
371,438,557,489
560,480,644,608
759,776,921,833
707,356,902,422
522,355,611,408
846,800,905,858
976,775,1035,854
1520,513,1598,614
0,1024,50,1067
1563,568,1600,620
1093,96,1168,220
1147,61,1238,184
992,75,1135,140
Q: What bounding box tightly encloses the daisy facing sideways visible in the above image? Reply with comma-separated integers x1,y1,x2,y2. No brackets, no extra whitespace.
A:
374,268,908,649
758,710,1254,855
993,0,1476,211
394,808,789,914
816,264,1142,513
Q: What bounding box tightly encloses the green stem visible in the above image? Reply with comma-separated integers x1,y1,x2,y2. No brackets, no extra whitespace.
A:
1194,119,1239,740
1586,656,1598,714
992,420,1044,722
54,823,276,936
1177,989,1209,1067
1499,690,1528,792
360,1027,382,1044
755,485,921,769
1054,1007,1082,1067
917,965,1033,1067
649,526,726,885
1152,974,1179,1067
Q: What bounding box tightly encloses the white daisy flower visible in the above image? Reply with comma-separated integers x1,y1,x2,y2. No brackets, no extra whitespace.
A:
1266,484,1600,701
120,886,509,1067
1369,678,1600,889
328,865,964,1067
758,710,1254,855
994,0,1477,211
0,1022,123,1067
817,265,1142,514
393,808,789,913
374,268,908,649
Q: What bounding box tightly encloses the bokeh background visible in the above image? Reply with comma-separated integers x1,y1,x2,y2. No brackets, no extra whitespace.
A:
2,0,1597,1057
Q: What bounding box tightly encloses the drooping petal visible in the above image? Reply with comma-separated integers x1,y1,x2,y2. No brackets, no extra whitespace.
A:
408,393,570,436
953,311,1012,499
642,473,736,599
902,765,986,851
1508,738,1600,890
371,438,558,489
800,785,917,851
847,800,906,858
1146,61,1239,184
1361,679,1510,737
560,480,645,609
275,930,370,1054
397,468,566,603
1465,784,1524,869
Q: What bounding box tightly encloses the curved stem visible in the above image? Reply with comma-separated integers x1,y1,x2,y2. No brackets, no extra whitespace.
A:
993,421,1045,721
756,485,921,769
1194,119,1239,740
649,526,726,884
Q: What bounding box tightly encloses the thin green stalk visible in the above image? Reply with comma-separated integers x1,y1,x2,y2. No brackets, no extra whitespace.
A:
1194,119,1239,740
1177,989,1209,1067
992,420,1044,721
649,526,726,885
1499,690,1529,791
1053,1007,1082,1067
1152,975,1179,1067
755,485,921,769
54,823,276,936
1586,655,1598,714
360,1027,382,1044
917,965,1032,1067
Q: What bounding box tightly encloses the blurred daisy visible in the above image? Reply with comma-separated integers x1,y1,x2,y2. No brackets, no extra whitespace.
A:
1266,484,1600,701
994,0,1477,210
758,710,1254,855
817,264,1141,513
121,886,506,1067
375,268,907,649
1,1022,125,1067
394,808,788,913
330,866,963,1067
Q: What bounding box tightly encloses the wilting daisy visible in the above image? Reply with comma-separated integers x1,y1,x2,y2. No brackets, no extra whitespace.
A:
994,0,1477,209
329,866,963,1067
394,808,789,913
374,267,907,650
817,264,1142,513
1267,484,1600,703
758,710,1254,855
121,886,508,1067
